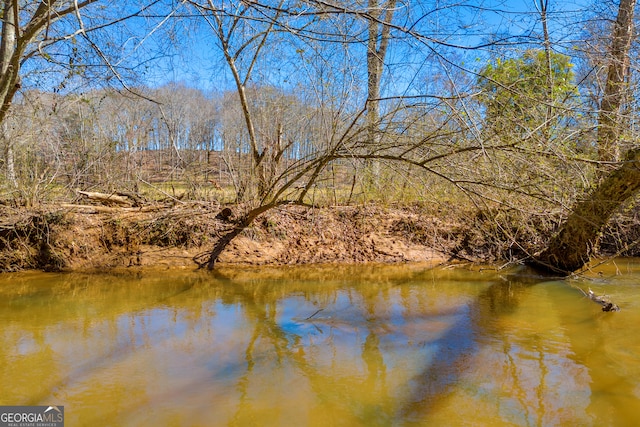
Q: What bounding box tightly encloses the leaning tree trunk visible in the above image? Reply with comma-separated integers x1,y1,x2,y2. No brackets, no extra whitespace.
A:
205,225,247,270
201,202,279,269
531,0,638,277
532,148,640,275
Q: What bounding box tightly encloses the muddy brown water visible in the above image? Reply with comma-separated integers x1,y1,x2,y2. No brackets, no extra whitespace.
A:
1,261,640,426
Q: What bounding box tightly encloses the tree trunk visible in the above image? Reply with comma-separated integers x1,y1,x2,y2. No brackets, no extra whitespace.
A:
0,1,16,188
365,0,395,189
531,0,638,276
4,135,16,187
538,0,553,145
205,225,246,270
597,0,636,163
532,148,640,274
204,202,279,269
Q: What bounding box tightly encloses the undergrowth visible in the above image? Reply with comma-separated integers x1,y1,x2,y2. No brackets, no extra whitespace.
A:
0,209,69,272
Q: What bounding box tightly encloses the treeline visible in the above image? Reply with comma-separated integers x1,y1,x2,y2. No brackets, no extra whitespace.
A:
0,1,634,214
2,83,349,204
0,79,488,206
0,51,605,212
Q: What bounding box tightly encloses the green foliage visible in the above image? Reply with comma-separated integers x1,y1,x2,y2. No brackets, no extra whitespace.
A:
477,50,578,142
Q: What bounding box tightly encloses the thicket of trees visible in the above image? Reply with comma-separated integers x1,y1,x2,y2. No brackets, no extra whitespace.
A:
1,0,639,272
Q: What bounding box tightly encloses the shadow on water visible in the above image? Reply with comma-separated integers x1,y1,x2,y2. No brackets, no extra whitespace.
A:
4,264,636,425
221,264,555,424
0,273,207,407
191,265,588,425
398,266,547,422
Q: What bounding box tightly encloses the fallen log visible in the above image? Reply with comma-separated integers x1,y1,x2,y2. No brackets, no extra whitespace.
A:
77,190,132,206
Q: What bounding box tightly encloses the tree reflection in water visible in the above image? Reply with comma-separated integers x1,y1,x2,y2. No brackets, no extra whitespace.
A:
1,264,639,425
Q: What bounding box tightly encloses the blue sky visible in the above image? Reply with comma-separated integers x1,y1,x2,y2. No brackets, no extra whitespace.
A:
155,1,596,88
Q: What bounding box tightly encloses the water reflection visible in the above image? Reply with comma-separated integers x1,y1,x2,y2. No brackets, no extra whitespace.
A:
1,263,639,426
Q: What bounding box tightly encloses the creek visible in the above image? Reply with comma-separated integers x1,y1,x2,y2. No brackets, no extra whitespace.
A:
1,261,640,426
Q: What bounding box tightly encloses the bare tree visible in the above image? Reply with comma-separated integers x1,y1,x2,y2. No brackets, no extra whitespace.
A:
364,0,396,188
186,0,290,202
0,0,179,200
596,0,637,163
533,0,640,275
0,1,97,189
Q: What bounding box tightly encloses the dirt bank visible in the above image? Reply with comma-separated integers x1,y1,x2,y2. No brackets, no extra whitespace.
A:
1,202,638,273
0,203,454,272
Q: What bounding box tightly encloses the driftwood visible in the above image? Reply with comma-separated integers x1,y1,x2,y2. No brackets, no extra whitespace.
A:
77,190,132,206
574,287,621,312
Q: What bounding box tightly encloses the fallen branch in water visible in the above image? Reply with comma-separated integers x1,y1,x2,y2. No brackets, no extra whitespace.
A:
583,288,621,312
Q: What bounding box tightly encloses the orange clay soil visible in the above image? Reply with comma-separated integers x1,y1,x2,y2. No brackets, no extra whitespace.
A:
1,203,461,272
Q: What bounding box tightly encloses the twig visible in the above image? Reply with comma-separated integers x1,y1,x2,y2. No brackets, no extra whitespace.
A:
305,308,324,320
576,237,640,276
